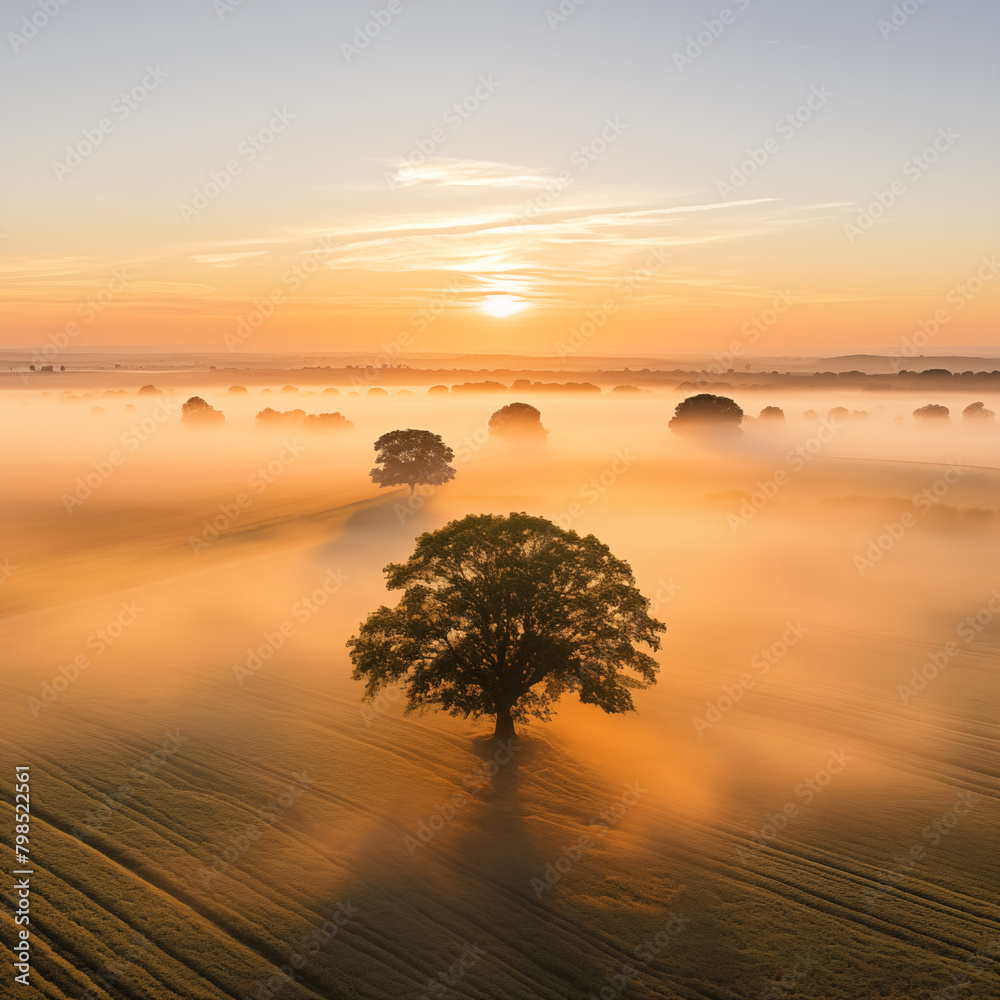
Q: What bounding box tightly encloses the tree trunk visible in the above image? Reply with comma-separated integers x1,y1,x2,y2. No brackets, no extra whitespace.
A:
493,703,516,741
408,482,415,496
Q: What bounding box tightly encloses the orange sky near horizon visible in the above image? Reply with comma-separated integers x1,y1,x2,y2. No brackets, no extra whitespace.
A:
2,0,998,359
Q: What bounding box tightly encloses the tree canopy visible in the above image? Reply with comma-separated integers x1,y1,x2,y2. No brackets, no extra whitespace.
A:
963,401,995,421
913,404,950,421
488,402,547,441
348,512,664,740
370,428,455,496
256,407,305,424
181,396,224,425
303,412,354,430
668,393,743,436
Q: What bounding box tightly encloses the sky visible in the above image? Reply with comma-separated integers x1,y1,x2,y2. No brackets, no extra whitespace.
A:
1,0,998,358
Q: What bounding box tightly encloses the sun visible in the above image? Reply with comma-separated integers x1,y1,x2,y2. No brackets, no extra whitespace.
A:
481,294,527,318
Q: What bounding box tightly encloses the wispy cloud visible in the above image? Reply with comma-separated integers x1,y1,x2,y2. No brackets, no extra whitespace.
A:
317,198,781,289
385,157,557,190
0,256,101,278
0,157,848,322
191,250,272,268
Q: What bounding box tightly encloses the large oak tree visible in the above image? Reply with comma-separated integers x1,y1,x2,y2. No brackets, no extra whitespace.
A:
348,512,665,740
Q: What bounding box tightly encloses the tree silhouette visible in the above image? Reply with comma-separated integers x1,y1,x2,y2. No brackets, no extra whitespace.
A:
963,401,995,421
488,402,547,442
256,407,305,425
370,428,455,496
181,396,224,425
303,412,354,430
758,405,785,421
913,404,949,421
348,512,664,740
669,393,743,436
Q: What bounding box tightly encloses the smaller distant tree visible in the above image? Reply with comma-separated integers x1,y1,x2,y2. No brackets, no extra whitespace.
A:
829,406,850,421
611,384,641,394
669,393,743,436
963,401,995,422
228,385,248,394
803,409,819,421
256,407,306,425
428,385,449,395
451,381,507,394
488,402,547,442
182,396,225,425
913,404,949,421
758,406,785,421
281,385,299,394
370,429,455,496
137,384,162,396
303,412,354,430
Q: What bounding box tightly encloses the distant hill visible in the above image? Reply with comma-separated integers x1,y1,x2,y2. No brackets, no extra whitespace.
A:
818,355,1000,374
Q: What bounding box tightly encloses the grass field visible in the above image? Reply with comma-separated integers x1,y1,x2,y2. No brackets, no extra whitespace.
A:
1,380,998,999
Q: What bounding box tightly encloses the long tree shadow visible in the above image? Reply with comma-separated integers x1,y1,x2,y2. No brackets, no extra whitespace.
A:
292,729,610,1000
310,491,427,561
302,493,456,607
445,732,617,998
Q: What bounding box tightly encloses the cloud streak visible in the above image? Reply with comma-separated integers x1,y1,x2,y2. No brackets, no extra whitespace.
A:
191,251,272,268
387,157,558,190
311,197,788,304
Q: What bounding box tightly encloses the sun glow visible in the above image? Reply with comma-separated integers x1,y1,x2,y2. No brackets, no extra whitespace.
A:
481,294,527,317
